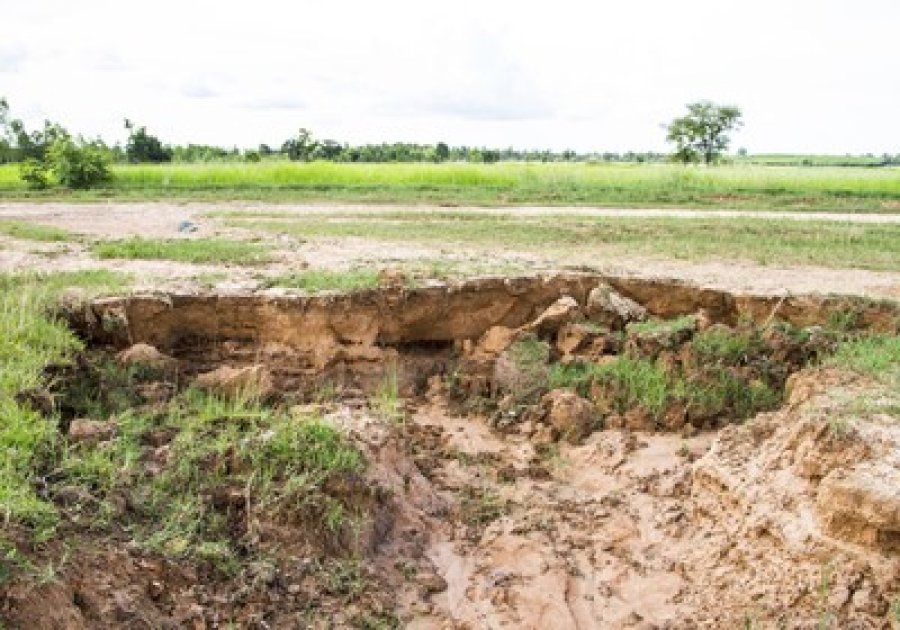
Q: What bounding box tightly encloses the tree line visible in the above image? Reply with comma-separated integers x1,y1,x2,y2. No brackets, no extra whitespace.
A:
2,96,898,190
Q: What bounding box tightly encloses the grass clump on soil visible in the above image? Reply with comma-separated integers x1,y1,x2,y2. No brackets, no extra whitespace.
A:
264,268,381,292
829,333,900,382
91,237,271,265
549,319,830,427
0,221,75,242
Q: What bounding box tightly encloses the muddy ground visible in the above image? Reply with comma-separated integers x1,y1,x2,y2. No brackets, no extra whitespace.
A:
1,203,899,628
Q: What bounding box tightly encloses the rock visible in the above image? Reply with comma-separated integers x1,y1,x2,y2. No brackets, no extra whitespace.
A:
526,296,580,336
540,389,597,444
116,343,175,369
556,322,599,359
68,418,117,444
478,326,519,356
417,571,448,595
193,364,274,399
586,283,646,329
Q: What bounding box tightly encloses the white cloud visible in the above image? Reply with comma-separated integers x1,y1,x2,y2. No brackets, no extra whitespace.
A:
0,0,898,152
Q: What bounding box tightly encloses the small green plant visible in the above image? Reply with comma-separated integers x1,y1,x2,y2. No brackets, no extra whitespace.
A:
373,366,404,423
627,314,696,336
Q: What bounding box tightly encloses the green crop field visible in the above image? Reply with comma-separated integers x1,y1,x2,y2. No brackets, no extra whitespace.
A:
1,162,898,211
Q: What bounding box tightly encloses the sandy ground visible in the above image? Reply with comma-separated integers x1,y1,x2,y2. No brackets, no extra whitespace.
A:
1,201,898,298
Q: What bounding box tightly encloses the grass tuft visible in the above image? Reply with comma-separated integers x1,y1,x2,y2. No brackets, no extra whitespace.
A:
0,221,75,242
92,237,271,265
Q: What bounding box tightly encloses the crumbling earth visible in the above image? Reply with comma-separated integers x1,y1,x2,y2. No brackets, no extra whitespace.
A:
2,274,899,629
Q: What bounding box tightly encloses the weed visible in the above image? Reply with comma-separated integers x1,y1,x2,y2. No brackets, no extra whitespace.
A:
628,314,697,336
92,237,271,264
373,366,405,424
0,221,75,242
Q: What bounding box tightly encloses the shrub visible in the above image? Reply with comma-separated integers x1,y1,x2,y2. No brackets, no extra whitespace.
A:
47,138,112,189
18,158,52,190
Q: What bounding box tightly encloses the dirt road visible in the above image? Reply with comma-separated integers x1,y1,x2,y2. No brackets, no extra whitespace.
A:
1,201,898,299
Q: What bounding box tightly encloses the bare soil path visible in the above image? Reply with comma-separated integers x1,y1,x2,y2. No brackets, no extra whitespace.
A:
1,201,898,299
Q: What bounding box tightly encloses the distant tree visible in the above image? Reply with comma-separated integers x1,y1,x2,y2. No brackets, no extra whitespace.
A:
281,128,317,161
124,119,172,163
666,101,743,165
435,141,449,162
737,147,748,158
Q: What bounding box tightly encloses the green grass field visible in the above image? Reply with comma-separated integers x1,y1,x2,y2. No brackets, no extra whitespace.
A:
1,162,898,211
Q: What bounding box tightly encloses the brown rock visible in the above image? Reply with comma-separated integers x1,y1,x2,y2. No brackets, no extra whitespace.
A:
526,296,580,336
586,283,646,329
68,418,117,444
541,389,597,444
194,364,274,399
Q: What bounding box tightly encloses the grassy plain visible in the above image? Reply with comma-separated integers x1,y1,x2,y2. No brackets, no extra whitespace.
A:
1,162,899,211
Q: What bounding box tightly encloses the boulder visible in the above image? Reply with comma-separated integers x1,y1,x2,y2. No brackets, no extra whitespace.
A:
541,389,597,444
586,284,646,329
194,364,274,399
68,418,117,444
526,296,580,337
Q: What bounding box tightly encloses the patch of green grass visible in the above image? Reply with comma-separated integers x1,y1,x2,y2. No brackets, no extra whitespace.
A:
132,390,364,567
92,237,271,265
0,286,80,538
692,326,758,364
0,221,75,242
627,314,697,336
830,334,900,383
264,268,380,292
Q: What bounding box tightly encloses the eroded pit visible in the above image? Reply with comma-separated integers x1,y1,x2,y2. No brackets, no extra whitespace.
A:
5,274,900,629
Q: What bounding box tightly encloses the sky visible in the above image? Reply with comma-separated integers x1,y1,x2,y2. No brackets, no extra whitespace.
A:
1,0,898,154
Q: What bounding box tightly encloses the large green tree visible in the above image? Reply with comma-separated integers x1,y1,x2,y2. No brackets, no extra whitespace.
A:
666,101,743,165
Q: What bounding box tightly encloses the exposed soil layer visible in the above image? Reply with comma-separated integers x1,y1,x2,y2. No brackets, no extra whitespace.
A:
3,275,900,628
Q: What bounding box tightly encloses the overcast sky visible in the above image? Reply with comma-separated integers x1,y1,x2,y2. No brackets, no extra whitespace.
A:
2,0,898,153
